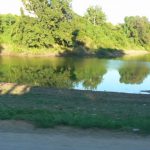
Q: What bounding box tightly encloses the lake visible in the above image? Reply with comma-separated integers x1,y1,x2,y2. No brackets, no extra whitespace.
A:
0,54,150,94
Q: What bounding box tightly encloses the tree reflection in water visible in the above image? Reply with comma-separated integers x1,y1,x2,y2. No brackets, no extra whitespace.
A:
119,63,150,84
0,58,107,90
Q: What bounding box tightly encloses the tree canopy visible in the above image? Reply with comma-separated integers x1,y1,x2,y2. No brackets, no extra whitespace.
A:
84,6,106,26
123,16,150,48
0,0,150,53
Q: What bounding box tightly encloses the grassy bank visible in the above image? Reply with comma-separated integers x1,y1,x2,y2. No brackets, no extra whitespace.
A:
1,43,150,58
0,44,61,57
0,83,150,133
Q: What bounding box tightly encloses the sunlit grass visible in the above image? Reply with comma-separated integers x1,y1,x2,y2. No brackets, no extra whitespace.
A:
0,83,30,95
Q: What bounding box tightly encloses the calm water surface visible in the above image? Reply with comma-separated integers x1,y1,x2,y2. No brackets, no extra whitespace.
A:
0,54,150,94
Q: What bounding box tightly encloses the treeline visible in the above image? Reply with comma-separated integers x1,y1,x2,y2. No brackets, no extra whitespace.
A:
0,0,150,54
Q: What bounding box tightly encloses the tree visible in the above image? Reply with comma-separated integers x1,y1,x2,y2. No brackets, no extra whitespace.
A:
123,16,150,46
84,6,106,26
12,15,55,48
22,0,74,46
1,1,150,52
0,14,17,33
11,0,75,48
0,15,3,33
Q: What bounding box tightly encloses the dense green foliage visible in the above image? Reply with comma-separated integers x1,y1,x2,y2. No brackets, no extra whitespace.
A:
84,6,106,26
9,0,76,49
123,16,150,49
0,0,150,54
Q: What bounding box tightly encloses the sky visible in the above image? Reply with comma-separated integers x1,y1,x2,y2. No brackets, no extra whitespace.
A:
0,0,150,24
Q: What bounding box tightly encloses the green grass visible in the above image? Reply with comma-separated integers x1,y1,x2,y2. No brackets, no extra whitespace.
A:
0,87,150,133
1,41,149,58
1,43,63,56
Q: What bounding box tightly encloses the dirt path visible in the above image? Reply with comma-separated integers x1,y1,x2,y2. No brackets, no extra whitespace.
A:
123,50,150,56
0,121,150,150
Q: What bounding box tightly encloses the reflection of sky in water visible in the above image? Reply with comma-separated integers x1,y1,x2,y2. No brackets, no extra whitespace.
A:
75,69,150,94
98,69,150,94
75,60,150,94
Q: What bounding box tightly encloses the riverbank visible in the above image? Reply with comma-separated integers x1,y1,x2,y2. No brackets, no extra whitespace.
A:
123,50,150,56
0,44,150,58
0,83,150,134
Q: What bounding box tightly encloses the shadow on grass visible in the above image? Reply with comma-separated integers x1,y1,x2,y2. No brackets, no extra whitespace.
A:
58,29,125,58
59,47,125,58
0,44,3,54
58,38,125,58
58,46,94,57
95,48,125,58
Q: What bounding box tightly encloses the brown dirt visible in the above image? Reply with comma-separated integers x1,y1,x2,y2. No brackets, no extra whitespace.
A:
0,120,150,150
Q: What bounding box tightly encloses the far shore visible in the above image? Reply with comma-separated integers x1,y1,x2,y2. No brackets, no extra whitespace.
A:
0,45,150,58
